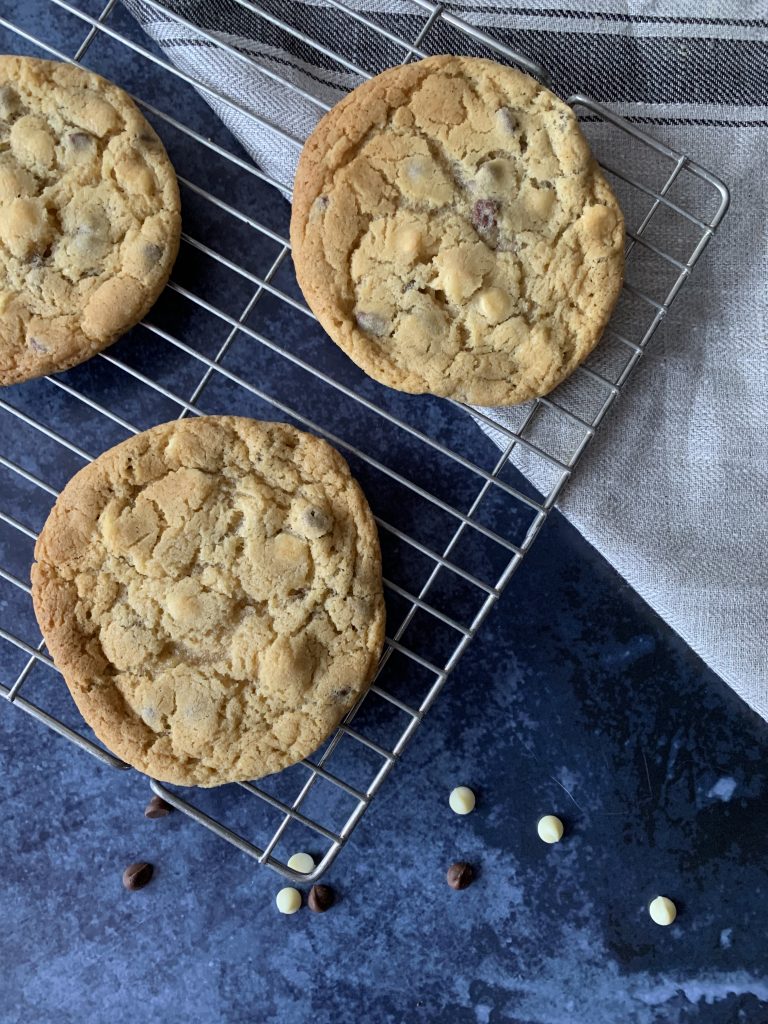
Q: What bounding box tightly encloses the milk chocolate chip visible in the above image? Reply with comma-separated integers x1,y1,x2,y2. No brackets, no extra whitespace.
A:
122,861,154,891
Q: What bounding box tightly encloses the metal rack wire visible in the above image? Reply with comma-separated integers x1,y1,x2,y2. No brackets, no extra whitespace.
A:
0,0,729,881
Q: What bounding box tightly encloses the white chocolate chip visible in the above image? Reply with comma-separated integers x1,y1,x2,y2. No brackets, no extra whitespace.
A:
0,197,53,260
10,115,55,170
537,814,564,844
449,786,476,815
581,203,615,240
287,852,315,874
439,265,475,304
477,287,513,326
648,896,677,926
393,225,423,260
275,887,302,915
526,186,556,220
272,532,309,566
398,154,453,206
432,245,492,305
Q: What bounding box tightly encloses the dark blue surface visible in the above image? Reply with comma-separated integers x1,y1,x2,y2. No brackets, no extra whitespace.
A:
2,5,768,1024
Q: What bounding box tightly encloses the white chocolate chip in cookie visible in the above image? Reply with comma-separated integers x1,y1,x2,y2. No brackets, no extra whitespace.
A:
269,532,311,590
525,183,556,221
64,89,120,138
398,154,453,206
0,159,36,200
272,532,309,566
581,203,617,241
477,287,513,325
392,224,424,260
165,577,233,632
0,197,53,259
111,150,157,196
10,115,55,170
432,244,493,305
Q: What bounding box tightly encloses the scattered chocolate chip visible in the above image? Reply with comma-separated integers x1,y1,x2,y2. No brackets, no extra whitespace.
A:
138,131,159,145
333,687,352,702
316,195,329,210
446,861,474,890
354,310,388,337
308,883,335,912
122,861,154,891
471,198,500,233
27,337,47,353
144,795,173,819
67,131,93,149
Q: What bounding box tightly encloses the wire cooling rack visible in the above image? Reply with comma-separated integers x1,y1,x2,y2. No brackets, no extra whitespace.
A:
0,1,729,881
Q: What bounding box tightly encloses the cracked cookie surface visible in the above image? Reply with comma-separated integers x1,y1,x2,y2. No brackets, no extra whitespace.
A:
290,55,624,406
0,56,181,386
31,417,385,787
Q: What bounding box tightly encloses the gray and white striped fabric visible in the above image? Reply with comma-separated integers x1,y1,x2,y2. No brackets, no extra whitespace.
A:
125,0,768,720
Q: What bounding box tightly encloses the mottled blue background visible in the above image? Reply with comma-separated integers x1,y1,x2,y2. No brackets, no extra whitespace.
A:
1,4,767,1023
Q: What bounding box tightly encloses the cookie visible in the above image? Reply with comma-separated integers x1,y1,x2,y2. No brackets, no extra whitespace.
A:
290,55,624,406
31,417,385,787
0,56,181,386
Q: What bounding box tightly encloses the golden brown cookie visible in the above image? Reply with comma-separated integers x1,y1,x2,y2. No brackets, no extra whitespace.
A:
31,417,385,787
290,55,624,406
0,56,181,386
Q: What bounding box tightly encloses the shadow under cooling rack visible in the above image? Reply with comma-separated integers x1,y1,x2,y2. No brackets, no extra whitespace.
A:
0,0,728,880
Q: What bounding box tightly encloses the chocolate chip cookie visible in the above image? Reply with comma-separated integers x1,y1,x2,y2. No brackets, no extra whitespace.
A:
31,417,385,787
291,56,624,406
0,56,181,386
